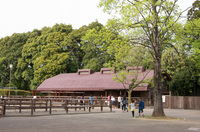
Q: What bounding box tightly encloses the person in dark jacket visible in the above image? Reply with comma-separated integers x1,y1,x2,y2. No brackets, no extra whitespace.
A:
122,96,128,112
138,98,144,117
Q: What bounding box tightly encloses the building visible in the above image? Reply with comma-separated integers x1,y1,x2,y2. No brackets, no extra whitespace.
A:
37,67,172,100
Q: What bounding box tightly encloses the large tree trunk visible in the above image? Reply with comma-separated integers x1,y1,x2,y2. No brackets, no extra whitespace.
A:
128,91,132,109
151,0,165,117
152,59,165,117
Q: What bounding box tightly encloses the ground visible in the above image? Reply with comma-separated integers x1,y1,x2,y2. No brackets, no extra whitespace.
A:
0,108,200,132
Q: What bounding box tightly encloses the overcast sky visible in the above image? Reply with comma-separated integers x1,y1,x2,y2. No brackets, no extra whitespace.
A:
0,0,196,38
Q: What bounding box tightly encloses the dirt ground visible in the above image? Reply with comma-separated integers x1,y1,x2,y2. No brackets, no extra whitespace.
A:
0,108,200,132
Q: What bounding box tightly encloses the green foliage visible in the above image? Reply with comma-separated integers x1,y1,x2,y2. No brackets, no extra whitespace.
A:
81,25,115,71
18,24,73,90
187,0,200,21
61,25,87,72
0,33,30,90
183,18,200,71
0,22,108,90
161,47,187,76
0,89,31,96
163,6,200,96
169,66,200,96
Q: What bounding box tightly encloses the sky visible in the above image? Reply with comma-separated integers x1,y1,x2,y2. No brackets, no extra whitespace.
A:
0,0,196,38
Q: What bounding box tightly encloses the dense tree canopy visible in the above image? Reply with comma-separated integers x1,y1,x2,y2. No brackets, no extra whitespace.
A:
166,4,200,96
0,21,113,90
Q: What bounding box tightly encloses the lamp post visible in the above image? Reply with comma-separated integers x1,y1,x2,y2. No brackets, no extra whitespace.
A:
9,64,12,97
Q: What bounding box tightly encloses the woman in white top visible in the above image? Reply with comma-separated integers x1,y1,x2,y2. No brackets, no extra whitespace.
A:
129,100,136,118
118,95,122,108
111,96,115,105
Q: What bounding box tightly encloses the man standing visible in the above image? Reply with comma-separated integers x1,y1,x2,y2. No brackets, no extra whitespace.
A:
138,98,144,117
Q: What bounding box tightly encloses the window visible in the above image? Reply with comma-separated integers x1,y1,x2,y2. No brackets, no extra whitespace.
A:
79,71,89,75
102,70,113,74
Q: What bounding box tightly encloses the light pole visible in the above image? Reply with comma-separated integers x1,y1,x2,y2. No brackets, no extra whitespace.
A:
9,64,12,97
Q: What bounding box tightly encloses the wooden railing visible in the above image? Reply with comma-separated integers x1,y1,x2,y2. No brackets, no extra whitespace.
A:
0,104,3,117
0,98,112,116
4,95,151,107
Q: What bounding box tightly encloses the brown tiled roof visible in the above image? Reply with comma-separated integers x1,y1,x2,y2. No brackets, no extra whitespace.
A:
37,69,155,92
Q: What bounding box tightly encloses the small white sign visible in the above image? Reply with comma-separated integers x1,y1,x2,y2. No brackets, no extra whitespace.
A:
162,96,165,103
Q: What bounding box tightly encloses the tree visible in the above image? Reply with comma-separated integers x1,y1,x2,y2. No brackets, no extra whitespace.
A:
17,22,105,90
82,21,153,104
171,17,200,96
62,21,105,73
99,0,182,117
61,25,87,73
187,0,200,21
169,64,200,96
113,46,152,107
0,36,10,87
81,23,116,71
18,24,73,90
0,33,29,90
161,46,187,76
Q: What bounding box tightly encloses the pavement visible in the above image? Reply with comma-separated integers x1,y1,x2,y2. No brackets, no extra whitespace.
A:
0,108,200,132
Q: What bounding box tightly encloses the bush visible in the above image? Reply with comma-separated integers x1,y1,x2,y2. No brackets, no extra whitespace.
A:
0,89,31,96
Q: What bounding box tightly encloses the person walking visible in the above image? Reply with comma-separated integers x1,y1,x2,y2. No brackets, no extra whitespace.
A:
122,96,127,112
111,96,115,108
138,98,145,117
90,95,94,105
129,100,136,118
107,94,111,106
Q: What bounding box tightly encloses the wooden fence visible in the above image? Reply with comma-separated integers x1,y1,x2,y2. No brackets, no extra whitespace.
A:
171,96,200,109
4,95,152,107
2,95,198,117
0,98,112,116
162,95,200,109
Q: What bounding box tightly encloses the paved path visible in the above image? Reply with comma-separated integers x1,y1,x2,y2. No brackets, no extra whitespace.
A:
0,108,200,132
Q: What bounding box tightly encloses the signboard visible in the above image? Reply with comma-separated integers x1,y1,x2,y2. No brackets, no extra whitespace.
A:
162,96,165,103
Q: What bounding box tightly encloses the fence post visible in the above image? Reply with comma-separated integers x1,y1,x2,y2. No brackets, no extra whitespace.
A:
88,99,91,112
169,91,172,109
101,99,103,112
49,98,52,114
184,96,187,109
110,100,112,112
89,106,91,112
65,99,68,113
31,99,33,116
3,99,7,116
83,100,85,111
75,100,77,111
33,99,36,112
19,100,22,113
45,100,48,111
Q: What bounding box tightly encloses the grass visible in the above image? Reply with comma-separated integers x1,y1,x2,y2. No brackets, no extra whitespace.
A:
136,116,184,120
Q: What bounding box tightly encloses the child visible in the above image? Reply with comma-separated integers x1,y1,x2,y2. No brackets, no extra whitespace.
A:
129,100,136,118
138,98,144,117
